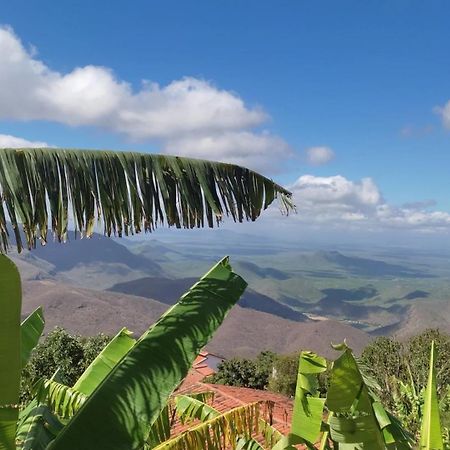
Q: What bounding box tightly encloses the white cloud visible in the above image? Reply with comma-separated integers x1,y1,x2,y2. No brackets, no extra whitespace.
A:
305,146,334,165
0,134,48,148
286,174,450,233
0,26,291,171
399,124,434,138
290,175,381,223
435,100,450,129
164,131,293,172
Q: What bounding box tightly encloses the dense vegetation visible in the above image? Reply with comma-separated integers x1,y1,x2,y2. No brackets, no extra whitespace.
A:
20,328,111,404
25,326,450,445
361,330,450,439
0,147,293,450
0,147,446,449
205,329,450,443
206,351,276,390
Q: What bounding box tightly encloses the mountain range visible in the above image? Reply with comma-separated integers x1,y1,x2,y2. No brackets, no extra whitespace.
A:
10,229,450,357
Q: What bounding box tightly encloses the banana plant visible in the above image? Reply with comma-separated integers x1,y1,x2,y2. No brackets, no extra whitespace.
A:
0,286,44,450
20,291,273,450
0,147,293,449
149,391,280,450
5,257,250,449
152,402,265,450
274,344,414,450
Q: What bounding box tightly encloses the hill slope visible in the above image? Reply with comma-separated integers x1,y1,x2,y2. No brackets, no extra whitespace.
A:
12,233,163,289
108,276,308,321
21,280,370,358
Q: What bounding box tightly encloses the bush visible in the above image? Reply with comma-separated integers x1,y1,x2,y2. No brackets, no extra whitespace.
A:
268,353,298,396
360,329,450,436
207,351,276,390
20,327,111,404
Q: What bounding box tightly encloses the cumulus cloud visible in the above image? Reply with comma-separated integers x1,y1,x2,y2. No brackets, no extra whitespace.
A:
164,131,293,172
0,133,48,148
0,26,291,171
305,146,334,165
287,174,450,233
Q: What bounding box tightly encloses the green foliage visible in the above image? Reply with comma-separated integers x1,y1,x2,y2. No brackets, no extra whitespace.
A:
20,328,111,405
362,331,450,398
209,349,331,399
268,354,299,397
275,344,414,450
420,341,444,449
208,351,276,390
48,257,247,450
0,148,293,253
0,255,22,450
406,331,450,394
268,353,329,398
361,330,450,440
20,307,45,369
73,328,135,396
2,256,248,450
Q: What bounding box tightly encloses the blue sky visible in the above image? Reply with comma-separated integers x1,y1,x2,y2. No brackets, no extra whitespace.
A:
1,1,450,238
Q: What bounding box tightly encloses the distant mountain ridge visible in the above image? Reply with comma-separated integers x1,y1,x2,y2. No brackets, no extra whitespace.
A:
108,276,308,322
21,279,371,358
312,250,434,278
11,232,163,289
9,229,449,349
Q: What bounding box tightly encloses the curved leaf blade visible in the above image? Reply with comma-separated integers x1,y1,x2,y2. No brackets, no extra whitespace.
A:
419,341,443,450
49,257,247,450
15,402,63,450
33,379,87,420
73,327,135,396
0,255,21,450
290,351,327,445
20,307,45,368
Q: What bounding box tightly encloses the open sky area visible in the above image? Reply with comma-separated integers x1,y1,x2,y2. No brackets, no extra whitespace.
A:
1,1,450,244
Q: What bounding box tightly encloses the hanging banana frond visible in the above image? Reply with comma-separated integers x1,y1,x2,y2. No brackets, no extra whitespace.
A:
153,402,265,450
0,148,294,252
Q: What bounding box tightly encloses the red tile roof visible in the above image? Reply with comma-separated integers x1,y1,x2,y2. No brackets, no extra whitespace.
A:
169,351,308,448
180,350,224,389
172,381,295,444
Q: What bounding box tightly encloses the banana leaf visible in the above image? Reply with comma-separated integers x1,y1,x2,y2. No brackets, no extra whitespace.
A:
272,352,327,450
0,148,293,253
20,307,45,368
48,257,247,450
174,394,219,424
327,346,401,449
0,255,21,450
290,351,327,445
153,392,269,450
15,401,63,450
147,404,173,448
419,341,443,450
153,402,262,450
73,327,136,396
147,392,215,447
33,379,87,420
